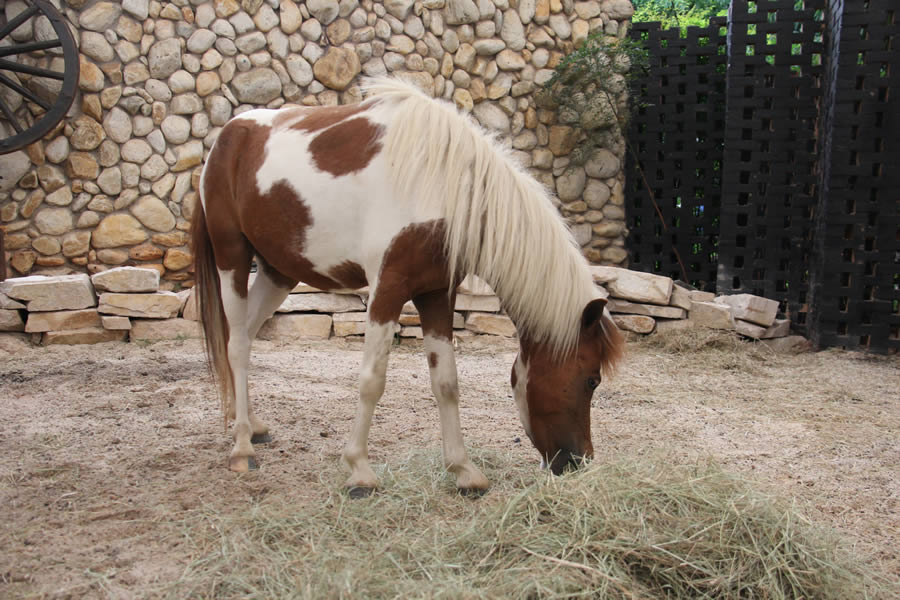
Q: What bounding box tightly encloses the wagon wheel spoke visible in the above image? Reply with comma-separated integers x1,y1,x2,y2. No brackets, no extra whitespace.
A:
0,0,79,154
0,39,63,58
0,71,52,111
0,97,24,133
0,58,65,80
0,4,39,41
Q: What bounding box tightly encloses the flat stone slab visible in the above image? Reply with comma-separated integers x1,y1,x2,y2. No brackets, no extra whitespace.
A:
91,266,160,292
0,293,25,309
457,274,494,295
735,317,791,340
690,290,716,303
277,293,365,313
98,292,182,318
689,301,735,330
455,294,501,312
181,288,199,321
43,327,127,345
258,314,333,340
669,285,692,311
655,318,696,334
465,312,516,336
608,299,685,319
0,309,25,332
131,318,202,340
589,266,673,306
399,326,424,339
26,309,101,333
332,312,367,336
715,294,778,327
611,314,656,334
1,274,96,312
102,316,131,330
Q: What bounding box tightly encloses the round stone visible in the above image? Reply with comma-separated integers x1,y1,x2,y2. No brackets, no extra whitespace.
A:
131,196,176,232
168,70,195,94
103,106,133,143
92,214,147,248
312,47,361,91
187,28,217,53
161,116,191,144
34,207,73,235
121,139,153,163
148,38,183,79
231,68,282,103
70,116,106,151
556,167,587,201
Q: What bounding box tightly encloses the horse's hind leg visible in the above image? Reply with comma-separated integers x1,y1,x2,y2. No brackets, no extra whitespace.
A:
218,267,257,472
414,289,490,494
244,260,297,444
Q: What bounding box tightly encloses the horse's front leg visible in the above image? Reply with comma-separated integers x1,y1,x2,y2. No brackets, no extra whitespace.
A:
342,304,399,496
414,290,490,494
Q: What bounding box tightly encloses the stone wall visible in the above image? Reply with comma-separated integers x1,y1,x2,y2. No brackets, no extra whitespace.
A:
0,266,807,352
0,0,636,286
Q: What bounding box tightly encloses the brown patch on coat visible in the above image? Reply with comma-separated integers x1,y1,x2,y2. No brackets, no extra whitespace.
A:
428,352,439,369
290,102,373,133
367,221,459,327
328,260,368,290
308,117,383,177
271,106,311,129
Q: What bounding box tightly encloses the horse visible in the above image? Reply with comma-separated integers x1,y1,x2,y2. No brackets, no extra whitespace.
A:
191,77,625,496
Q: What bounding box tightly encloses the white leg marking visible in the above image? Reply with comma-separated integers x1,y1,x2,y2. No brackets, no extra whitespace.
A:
247,267,292,340
512,353,532,441
218,270,255,471
244,267,293,437
342,320,397,489
424,335,489,490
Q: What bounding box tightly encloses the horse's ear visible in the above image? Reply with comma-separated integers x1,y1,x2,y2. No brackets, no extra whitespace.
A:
581,297,608,331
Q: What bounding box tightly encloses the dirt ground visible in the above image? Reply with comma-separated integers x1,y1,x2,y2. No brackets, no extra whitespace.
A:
0,332,897,598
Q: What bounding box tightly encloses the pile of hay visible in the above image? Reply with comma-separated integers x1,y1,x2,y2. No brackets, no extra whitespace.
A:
165,452,886,599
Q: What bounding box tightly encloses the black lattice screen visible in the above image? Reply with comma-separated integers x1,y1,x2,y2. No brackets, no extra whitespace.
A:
717,0,826,333
809,0,899,352
627,18,727,290
625,0,899,353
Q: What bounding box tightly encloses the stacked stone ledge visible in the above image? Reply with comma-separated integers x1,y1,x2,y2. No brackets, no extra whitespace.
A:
1,266,806,351
1,0,635,283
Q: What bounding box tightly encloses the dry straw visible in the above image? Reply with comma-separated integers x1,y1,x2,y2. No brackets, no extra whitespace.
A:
161,451,889,599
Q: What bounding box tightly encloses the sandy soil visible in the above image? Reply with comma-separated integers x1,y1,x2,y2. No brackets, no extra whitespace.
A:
0,334,897,598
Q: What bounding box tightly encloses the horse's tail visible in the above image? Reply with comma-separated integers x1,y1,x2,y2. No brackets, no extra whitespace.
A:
191,202,234,431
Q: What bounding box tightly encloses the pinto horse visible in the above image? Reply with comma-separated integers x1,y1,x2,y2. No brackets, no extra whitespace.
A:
191,78,624,495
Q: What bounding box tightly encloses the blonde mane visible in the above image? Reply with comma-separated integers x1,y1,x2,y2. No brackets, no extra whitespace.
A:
363,78,600,358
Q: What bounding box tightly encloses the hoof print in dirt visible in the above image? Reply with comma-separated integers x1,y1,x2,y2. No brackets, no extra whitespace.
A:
251,433,272,444
347,486,375,499
458,487,488,498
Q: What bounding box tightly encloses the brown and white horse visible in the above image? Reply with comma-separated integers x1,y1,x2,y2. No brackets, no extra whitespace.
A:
191,78,624,495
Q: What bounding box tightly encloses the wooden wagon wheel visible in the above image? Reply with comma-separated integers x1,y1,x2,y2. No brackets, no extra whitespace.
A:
0,0,79,155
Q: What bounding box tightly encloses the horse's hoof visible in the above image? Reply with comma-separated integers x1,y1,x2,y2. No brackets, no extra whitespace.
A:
458,487,488,498
251,433,272,444
229,455,259,472
347,486,375,499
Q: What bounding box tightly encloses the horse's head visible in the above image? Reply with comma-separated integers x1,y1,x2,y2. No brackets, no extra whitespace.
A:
511,298,624,475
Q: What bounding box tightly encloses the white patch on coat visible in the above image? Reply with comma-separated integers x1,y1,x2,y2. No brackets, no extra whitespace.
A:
512,353,532,441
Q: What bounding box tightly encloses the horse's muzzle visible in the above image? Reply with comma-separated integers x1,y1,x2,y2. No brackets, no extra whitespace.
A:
548,451,587,475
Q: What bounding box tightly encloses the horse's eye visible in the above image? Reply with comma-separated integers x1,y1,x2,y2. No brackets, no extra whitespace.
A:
586,376,601,391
